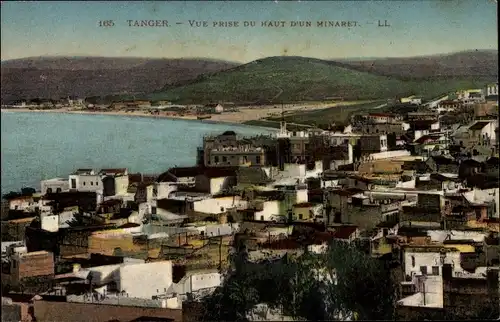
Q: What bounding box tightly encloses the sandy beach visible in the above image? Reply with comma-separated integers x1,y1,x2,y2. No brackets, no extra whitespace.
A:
0,107,280,130
0,101,371,127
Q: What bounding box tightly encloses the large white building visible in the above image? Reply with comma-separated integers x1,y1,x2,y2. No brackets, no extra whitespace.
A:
68,169,102,192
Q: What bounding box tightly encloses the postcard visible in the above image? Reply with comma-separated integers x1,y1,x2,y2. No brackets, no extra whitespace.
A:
1,1,498,322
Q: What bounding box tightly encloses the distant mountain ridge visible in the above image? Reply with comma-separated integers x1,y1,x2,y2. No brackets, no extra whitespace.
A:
1,57,239,103
338,50,498,79
1,50,497,103
1,56,238,70
147,52,497,104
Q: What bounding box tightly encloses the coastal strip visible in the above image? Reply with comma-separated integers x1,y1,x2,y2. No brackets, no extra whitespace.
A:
0,108,278,131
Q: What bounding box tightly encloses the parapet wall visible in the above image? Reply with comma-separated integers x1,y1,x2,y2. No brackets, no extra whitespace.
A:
33,300,183,322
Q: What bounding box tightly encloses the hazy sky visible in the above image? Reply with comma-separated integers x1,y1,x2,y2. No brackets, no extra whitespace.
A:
1,1,498,62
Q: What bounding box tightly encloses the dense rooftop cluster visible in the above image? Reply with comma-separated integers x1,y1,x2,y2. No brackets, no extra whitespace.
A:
1,88,499,321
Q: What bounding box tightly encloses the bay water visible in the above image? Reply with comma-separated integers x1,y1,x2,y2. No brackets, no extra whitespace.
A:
1,111,273,195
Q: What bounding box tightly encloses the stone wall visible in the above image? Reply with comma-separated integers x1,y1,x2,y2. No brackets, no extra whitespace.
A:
396,305,444,321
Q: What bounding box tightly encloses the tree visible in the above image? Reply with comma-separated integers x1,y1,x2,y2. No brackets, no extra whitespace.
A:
278,252,327,320
2,187,36,200
199,269,259,321
2,191,21,200
21,187,36,195
198,240,398,321
319,241,397,320
66,211,105,228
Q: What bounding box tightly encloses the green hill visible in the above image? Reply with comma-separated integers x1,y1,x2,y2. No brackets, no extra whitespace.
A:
146,56,494,104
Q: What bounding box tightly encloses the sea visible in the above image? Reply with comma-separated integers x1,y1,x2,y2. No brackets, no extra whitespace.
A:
0,111,274,195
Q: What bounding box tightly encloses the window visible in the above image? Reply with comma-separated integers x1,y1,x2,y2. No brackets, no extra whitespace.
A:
56,188,61,193
260,216,264,221
256,156,261,164
420,266,428,275
71,178,76,189
222,156,227,162
411,256,416,267
151,207,157,215
214,156,219,163
46,188,53,194
83,181,86,186
91,181,94,186
334,212,341,223
299,213,303,220
432,266,439,275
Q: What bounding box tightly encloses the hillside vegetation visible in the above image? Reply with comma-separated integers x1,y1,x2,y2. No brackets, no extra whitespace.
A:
2,50,497,104
147,55,496,104
1,57,238,103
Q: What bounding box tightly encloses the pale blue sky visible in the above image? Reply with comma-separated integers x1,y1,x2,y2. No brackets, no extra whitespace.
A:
1,1,497,62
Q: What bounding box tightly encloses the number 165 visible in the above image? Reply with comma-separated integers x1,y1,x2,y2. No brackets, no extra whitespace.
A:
99,20,115,27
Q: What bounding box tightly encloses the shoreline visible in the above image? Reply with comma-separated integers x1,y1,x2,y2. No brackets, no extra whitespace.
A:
0,108,279,131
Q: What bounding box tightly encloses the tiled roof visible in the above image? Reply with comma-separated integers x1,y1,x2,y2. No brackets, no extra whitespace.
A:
237,167,272,185
327,187,364,196
469,121,492,131
156,171,178,183
430,173,461,182
331,225,358,240
414,133,442,144
33,301,182,322
128,173,157,184
164,166,205,178
99,168,127,175
162,166,238,179
204,167,239,178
